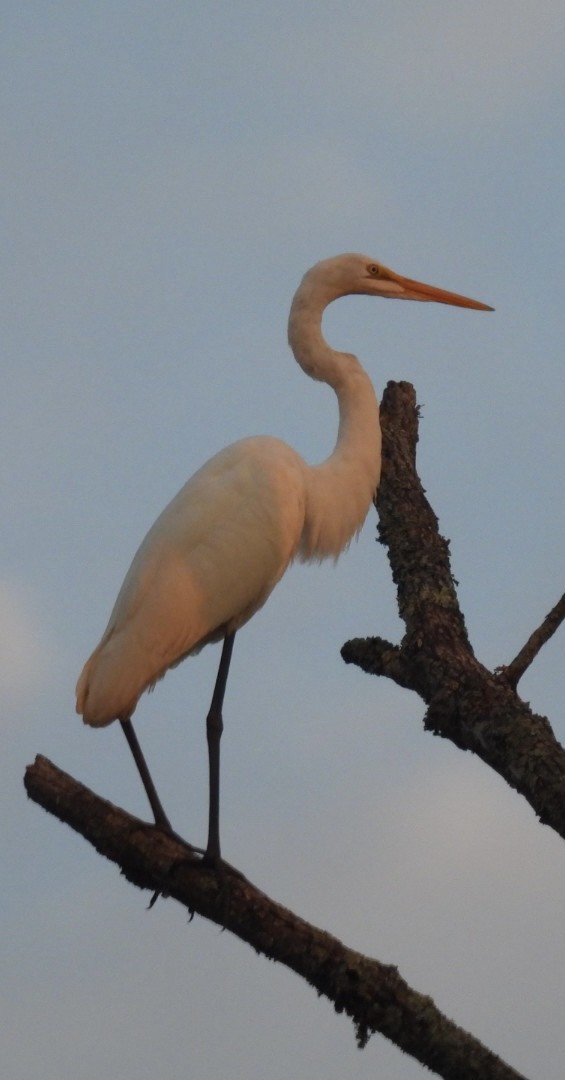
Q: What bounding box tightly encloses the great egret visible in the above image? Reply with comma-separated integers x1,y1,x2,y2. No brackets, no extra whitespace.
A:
76,253,492,862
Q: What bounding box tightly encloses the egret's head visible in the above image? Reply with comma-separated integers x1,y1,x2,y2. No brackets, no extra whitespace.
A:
304,253,493,311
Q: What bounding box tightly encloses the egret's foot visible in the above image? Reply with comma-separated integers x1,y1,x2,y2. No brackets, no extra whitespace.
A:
154,820,206,859
144,825,205,910
201,843,221,869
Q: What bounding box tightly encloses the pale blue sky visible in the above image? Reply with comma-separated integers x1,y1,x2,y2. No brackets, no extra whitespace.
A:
3,5,565,1079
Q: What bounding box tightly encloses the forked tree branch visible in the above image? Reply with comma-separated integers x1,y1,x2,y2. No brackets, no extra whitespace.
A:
342,381,565,839
24,755,527,1080
498,591,565,689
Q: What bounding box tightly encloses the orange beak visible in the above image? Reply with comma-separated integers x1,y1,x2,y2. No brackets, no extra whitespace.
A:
388,270,494,311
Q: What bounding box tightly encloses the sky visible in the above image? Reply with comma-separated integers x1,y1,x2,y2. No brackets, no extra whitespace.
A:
2,3,565,1078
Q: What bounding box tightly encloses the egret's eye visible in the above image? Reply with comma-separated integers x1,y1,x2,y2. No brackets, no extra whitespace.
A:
368,264,380,276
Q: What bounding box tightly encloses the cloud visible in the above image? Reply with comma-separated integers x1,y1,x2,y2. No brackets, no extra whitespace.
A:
0,581,56,708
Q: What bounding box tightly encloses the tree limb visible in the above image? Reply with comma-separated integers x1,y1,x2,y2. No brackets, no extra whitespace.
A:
498,591,565,689
24,755,528,1080
343,382,565,840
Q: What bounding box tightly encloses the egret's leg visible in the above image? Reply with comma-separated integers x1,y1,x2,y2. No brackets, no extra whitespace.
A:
205,632,236,863
120,718,172,831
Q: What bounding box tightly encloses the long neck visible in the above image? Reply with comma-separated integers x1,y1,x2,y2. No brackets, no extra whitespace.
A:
288,285,382,561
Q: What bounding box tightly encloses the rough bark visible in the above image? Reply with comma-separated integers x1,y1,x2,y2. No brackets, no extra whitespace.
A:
25,755,527,1080
342,381,565,840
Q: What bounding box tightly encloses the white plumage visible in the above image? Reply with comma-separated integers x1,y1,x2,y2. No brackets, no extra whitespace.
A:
76,253,491,859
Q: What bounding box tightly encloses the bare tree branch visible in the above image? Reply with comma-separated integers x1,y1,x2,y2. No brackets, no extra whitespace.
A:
24,755,528,1080
24,379,562,1077
498,591,565,689
343,381,565,840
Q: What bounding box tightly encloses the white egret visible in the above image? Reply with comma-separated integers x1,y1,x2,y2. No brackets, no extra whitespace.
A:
76,253,492,862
